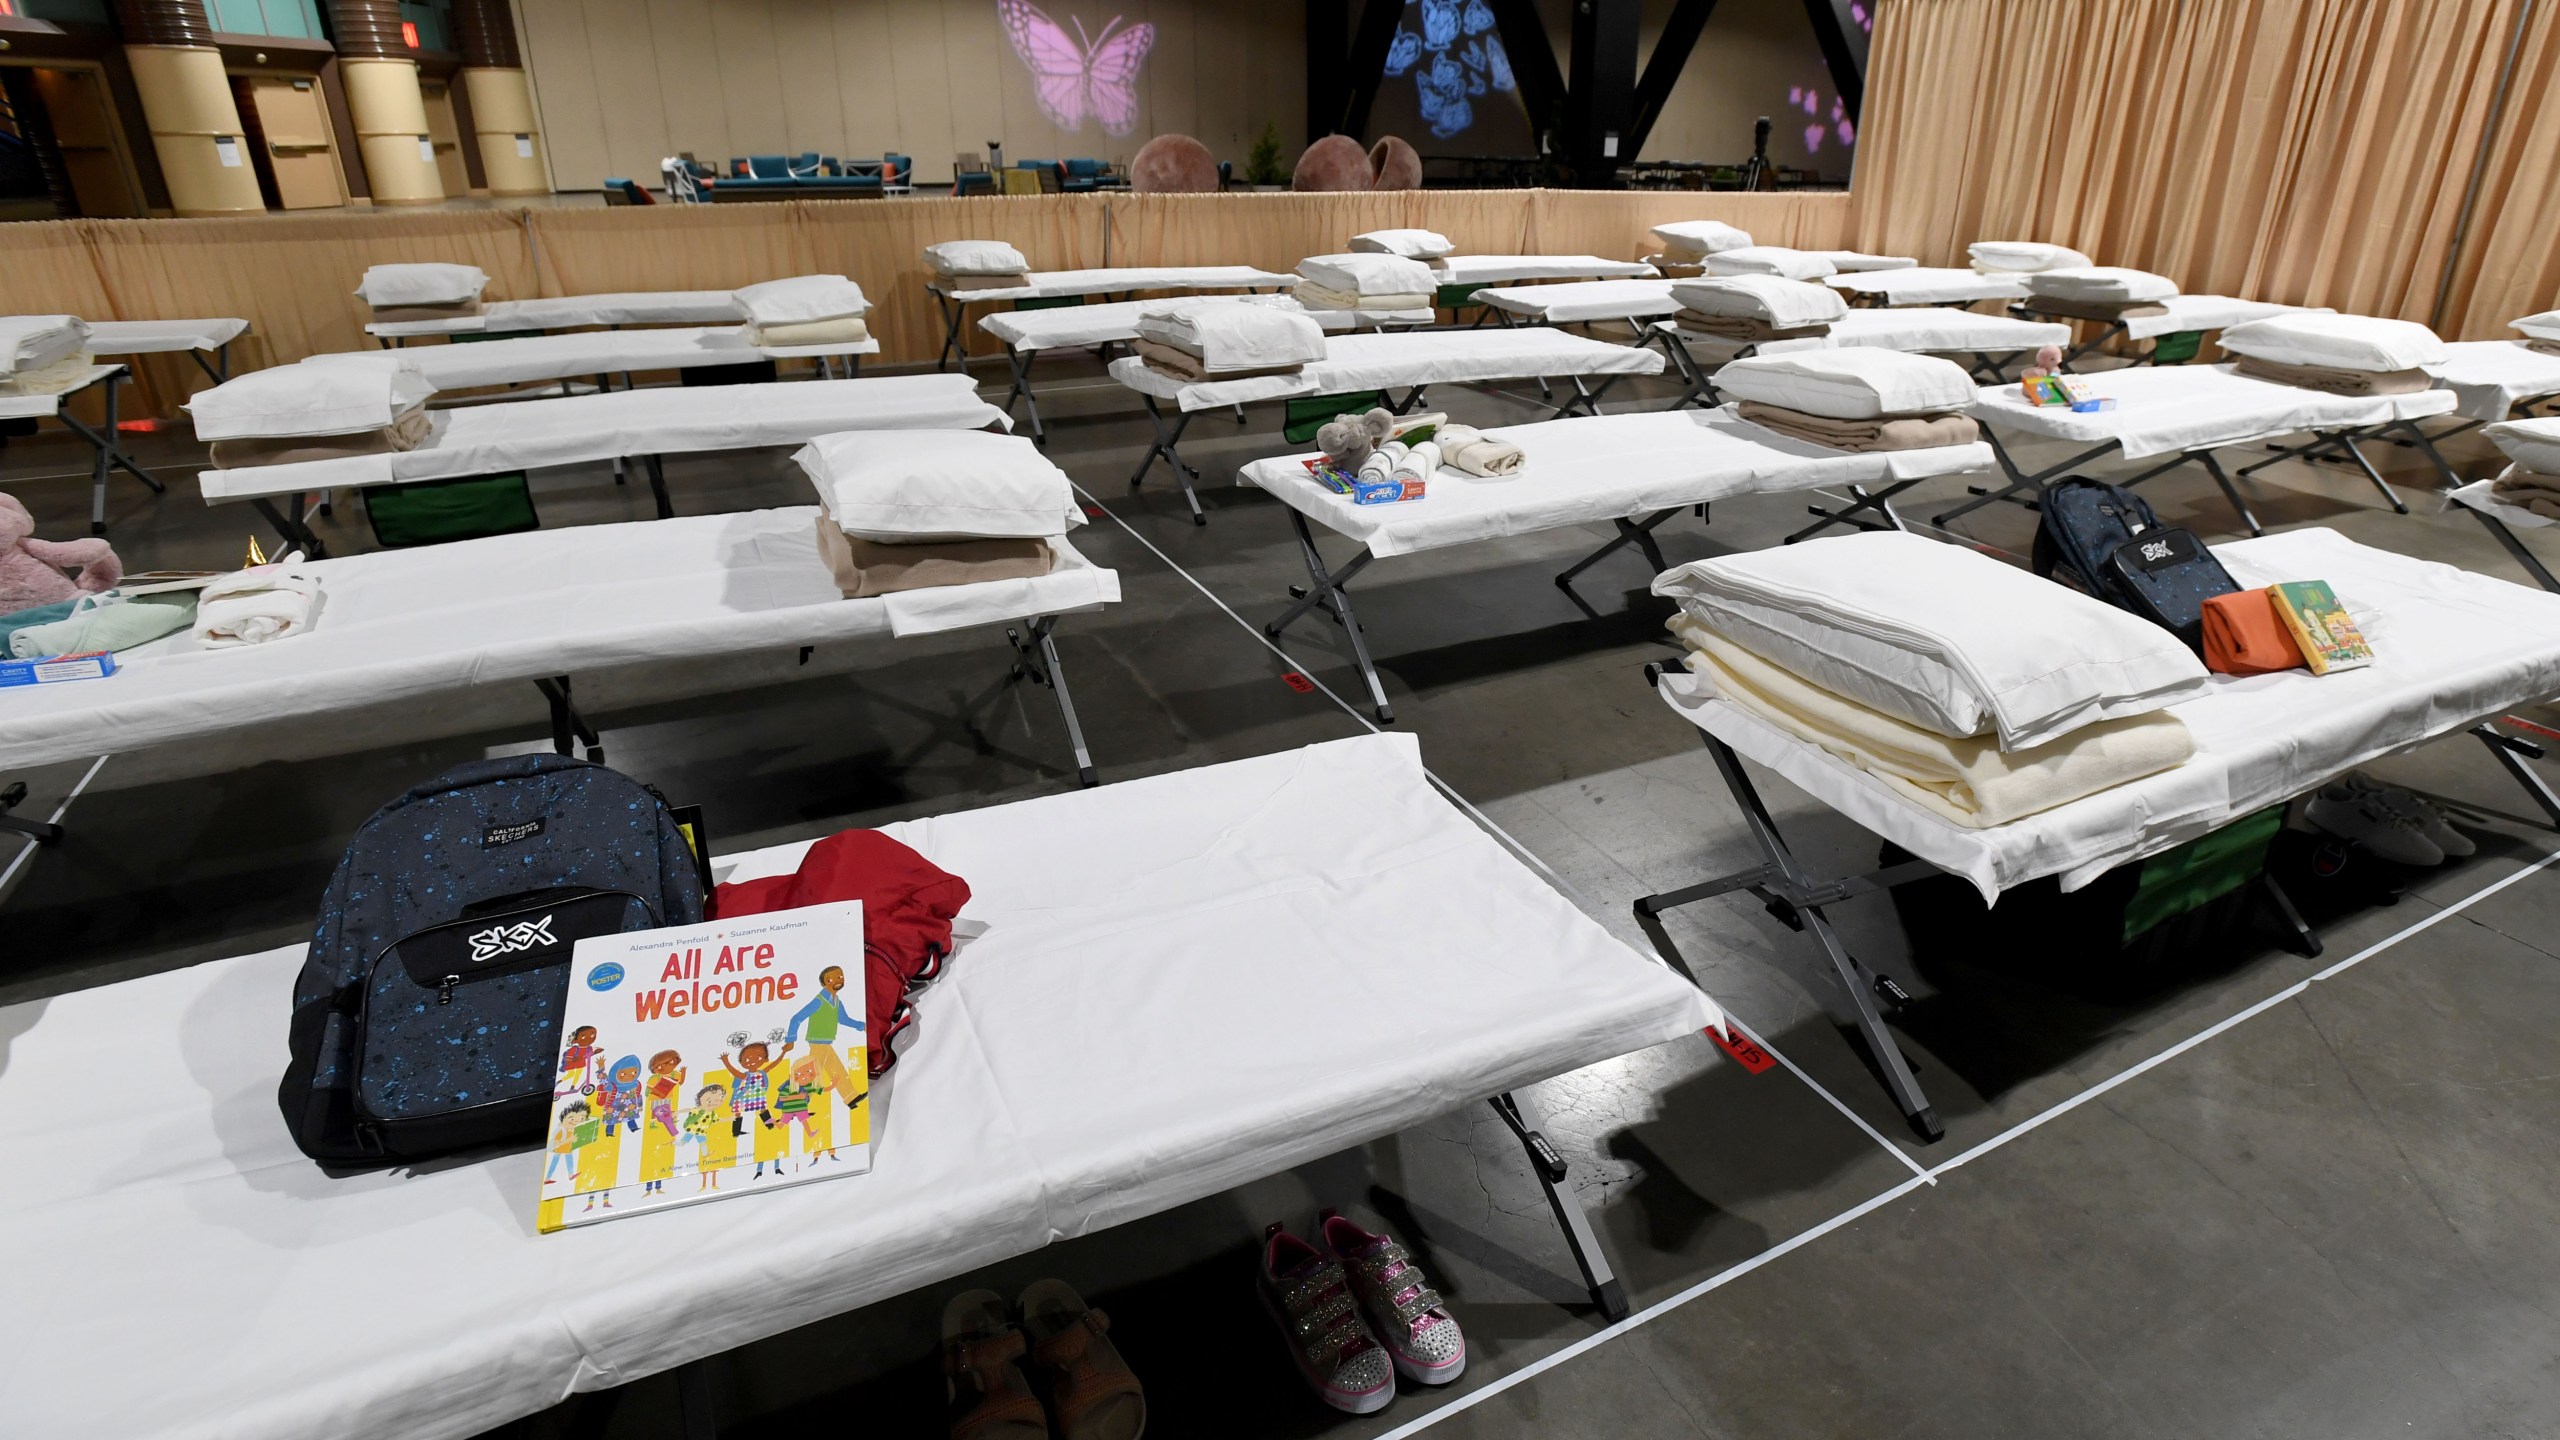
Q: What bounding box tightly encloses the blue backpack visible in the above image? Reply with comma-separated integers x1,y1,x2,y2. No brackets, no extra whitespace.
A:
2033,477,2238,652
279,754,705,1164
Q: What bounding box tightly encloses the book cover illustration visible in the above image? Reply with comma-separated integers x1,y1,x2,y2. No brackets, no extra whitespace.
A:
2270,579,2375,675
537,900,870,1232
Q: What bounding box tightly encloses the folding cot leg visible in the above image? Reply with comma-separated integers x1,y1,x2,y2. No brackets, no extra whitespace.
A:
2258,874,2322,959
935,293,970,371
643,454,674,519
250,495,327,559
1554,507,1678,595
1934,434,2117,529
2394,418,2468,489
1270,510,1392,722
0,782,63,846
2331,433,2409,514
1634,730,1942,1141
2193,450,2266,536
2056,318,2129,368
1001,344,1047,444
1787,478,1920,543
1127,397,1204,525
2465,503,2560,592
675,1359,717,1440
535,676,604,763
1487,1090,1629,1323
2475,723,2560,830
1005,616,1099,786
188,346,229,384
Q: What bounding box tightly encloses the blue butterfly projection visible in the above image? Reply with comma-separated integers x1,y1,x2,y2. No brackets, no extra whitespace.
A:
1380,0,1511,138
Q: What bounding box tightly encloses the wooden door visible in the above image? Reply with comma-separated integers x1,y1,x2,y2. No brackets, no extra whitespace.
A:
26,66,145,217
242,76,346,209
419,78,469,195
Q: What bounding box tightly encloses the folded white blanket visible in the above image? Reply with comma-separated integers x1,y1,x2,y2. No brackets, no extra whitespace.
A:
925,240,1030,277
192,564,325,647
1704,247,1838,281
1136,300,1326,372
2516,311,2560,344
354,264,489,307
2027,266,2180,304
1671,275,1847,329
1350,229,1455,259
1649,220,1754,258
1968,241,2092,274
0,350,96,395
0,315,90,377
1675,619,2196,828
1298,252,1437,298
733,274,869,326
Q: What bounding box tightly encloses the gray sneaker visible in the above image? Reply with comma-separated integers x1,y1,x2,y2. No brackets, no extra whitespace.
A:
2340,774,2477,858
2307,778,2445,866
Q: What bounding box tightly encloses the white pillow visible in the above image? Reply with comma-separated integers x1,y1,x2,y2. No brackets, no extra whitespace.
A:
1653,531,2209,750
2510,311,2560,343
733,275,870,325
1808,251,1918,273
1704,247,1838,281
925,241,1031,277
2027,267,2180,304
1967,241,2094,274
1711,350,1976,420
1649,220,1755,258
1297,252,1438,296
187,362,434,440
1670,276,1847,330
0,315,90,376
793,430,1084,543
2217,312,2445,372
1136,300,1325,372
354,263,490,307
2487,417,2560,475
1349,229,1456,259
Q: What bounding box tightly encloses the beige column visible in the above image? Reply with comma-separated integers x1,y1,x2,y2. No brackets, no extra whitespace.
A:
452,0,546,195
112,0,262,214
327,0,443,203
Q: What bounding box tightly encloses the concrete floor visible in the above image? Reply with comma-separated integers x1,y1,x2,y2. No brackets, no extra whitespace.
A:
7,338,2559,1440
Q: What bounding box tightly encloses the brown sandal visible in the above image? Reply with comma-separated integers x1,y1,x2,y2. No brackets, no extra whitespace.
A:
942,1290,1048,1440
1019,1279,1147,1440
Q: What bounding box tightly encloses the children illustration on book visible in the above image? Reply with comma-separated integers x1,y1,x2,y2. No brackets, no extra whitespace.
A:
646,1049,686,1136
681,1083,730,1191
602,1054,645,1134
556,1025,603,1097
783,965,867,1107
546,1100,590,1185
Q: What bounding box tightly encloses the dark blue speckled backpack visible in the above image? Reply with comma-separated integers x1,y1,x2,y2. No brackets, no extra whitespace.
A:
280,754,704,1164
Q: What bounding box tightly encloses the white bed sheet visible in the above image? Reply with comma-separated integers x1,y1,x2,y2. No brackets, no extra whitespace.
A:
2127,295,2317,341
367,291,749,337
0,731,1715,1440
1657,308,2071,360
1476,279,1680,324
307,327,876,392
195,374,1008,500
1658,526,2560,900
2446,478,2554,529
1432,255,1660,285
1827,268,2030,305
84,317,250,353
0,361,118,420
931,266,1300,302
1239,406,1993,558
1107,328,1664,411
0,507,1116,770
1971,363,2457,460
2428,341,2560,422
977,296,1423,352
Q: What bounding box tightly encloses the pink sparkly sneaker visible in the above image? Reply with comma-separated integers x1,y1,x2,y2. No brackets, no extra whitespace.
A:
1259,1222,1396,1414
1320,1210,1467,1386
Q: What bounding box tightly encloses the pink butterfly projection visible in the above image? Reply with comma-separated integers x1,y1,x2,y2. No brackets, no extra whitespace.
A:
997,0,1156,136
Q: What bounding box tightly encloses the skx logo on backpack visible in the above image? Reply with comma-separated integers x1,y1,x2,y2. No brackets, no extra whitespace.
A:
468,915,558,963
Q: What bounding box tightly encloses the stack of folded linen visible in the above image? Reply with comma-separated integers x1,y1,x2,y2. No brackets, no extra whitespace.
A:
793,430,1084,598
1716,349,1981,453
2514,310,2560,358
2487,419,2560,518
2217,312,2445,397
1669,275,1848,342
1431,423,1525,477
1967,241,2094,275
1702,246,1839,281
0,316,94,396
1349,229,1456,260
1134,299,1326,382
1294,253,1438,312
1644,220,1754,277
2022,266,2181,319
193,559,325,647
733,275,871,346
354,263,490,324
926,241,1033,292
1653,531,2209,827
187,361,436,468
1804,251,1919,273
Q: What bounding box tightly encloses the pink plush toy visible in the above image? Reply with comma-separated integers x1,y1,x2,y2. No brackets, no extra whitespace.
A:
0,492,121,613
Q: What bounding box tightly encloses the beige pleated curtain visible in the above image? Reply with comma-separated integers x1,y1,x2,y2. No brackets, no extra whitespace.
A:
1853,0,2551,333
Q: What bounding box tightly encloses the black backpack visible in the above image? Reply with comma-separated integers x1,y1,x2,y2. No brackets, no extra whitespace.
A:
280,754,706,1164
2033,477,2238,651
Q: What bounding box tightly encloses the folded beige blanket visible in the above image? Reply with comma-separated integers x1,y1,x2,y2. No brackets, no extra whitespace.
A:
367,299,484,323
2529,338,2560,358
1676,313,1830,342
0,350,95,396
2232,353,2433,396
1294,282,1433,311
209,405,433,469
1675,619,2195,828
1735,400,1979,453
1133,338,1304,382
1642,255,1707,278
2492,467,2560,517
750,315,870,346
2026,296,2171,323
944,273,1030,292
816,517,1054,598
1434,423,1525,477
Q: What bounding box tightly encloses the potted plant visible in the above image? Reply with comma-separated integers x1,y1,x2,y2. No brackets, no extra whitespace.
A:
1245,122,1286,191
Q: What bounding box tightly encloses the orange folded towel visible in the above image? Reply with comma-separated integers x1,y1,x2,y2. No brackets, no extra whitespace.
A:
2202,588,2305,677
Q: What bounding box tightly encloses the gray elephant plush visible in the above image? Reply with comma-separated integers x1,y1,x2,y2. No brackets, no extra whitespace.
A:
1317,407,1398,468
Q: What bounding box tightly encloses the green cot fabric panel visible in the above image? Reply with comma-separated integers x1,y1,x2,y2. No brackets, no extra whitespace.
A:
2121,805,2286,942
2152,330,2204,364
1434,283,1483,309
1014,295,1086,312
364,473,542,549
1282,391,1388,445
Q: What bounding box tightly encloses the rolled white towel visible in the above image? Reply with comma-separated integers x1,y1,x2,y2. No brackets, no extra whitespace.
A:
1436,423,1525,478
1358,441,1407,483
192,563,325,647
1391,439,1440,483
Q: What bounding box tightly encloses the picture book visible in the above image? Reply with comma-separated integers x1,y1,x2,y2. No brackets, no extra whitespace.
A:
2269,579,2375,675
537,900,871,1232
